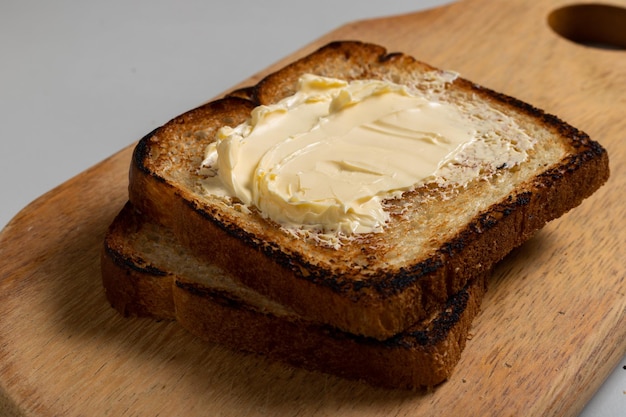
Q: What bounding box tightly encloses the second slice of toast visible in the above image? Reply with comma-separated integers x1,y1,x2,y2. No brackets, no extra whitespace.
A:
101,202,487,389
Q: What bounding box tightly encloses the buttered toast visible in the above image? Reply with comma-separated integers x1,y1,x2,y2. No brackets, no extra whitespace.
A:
102,202,487,389
126,41,609,340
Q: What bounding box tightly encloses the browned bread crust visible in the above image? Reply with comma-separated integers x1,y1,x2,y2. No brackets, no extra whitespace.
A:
102,202,487,389
127,41,609,340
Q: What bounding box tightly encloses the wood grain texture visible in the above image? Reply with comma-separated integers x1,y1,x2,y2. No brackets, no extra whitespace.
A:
1,0,624,415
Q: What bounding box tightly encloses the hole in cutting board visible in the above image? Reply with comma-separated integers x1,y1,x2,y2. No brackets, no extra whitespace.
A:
548,3,626,50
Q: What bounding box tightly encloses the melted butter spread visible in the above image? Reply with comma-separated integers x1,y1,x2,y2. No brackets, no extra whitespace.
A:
201,74,535,235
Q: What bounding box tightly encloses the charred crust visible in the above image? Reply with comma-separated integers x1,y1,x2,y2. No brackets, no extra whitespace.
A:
387,258,445,292
468,192,532,235
104,243,168,277
468,81,608,162
251,41,389,103
379,51,405,63
466,80,550,125
335,283,471,348
389,286,470,348
133,97,256,185
132,128,161,177
366,192,533,296
175,280,257,313
185,198,278,253
536,135,609,187
323,40,387,58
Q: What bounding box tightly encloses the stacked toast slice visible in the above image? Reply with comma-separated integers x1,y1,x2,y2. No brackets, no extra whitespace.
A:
103,202,487,389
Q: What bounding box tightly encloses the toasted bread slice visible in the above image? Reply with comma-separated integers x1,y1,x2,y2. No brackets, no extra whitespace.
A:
128,41,609,340
102,202,487,389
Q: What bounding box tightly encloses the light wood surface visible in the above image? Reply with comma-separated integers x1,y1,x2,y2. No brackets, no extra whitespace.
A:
1,0,624,415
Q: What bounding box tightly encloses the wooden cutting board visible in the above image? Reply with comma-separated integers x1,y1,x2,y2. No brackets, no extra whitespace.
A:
1,0,624,415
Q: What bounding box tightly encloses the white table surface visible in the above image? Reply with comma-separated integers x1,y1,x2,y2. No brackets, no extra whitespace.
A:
1,1,624,415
